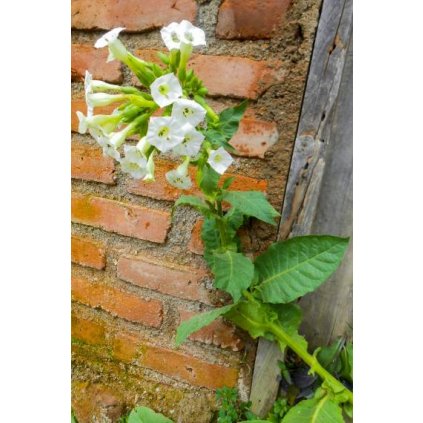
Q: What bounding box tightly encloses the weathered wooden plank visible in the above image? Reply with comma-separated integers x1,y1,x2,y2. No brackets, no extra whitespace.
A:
250,0,353,416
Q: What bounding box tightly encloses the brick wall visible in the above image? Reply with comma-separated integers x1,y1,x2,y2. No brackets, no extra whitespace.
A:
71,0,322,421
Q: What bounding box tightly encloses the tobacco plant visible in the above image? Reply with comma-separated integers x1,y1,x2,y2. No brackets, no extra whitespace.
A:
76,20,353,422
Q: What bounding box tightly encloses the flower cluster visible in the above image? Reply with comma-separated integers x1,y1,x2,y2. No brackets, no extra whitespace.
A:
76,21,233,189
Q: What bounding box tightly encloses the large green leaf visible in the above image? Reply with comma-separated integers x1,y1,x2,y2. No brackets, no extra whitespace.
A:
201,217,220,266
212,251,254,301
174,195,210,216
225,300,277,340
272,303,308,351
175,304,235,347
255,236,349,303
199,163,220,195
281,397,343,423
222,191,280,225
127,406,173,423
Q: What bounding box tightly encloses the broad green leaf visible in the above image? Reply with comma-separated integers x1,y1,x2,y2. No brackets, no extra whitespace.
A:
281,397,343,423
225,300,278,340
222,191,280,225
255,236,349,303
343,402,353,419
127,406,173,423
199,163,220,195
223,208,245,240
238,421,269,423
212,251,254,301
71,410,78,423
219,101,248,141
174,195,210,216
272,303,308,351
175,304,235,346
201,217,220,266
222,176,235,190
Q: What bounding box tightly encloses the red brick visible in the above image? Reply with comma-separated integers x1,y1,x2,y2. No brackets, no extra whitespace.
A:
71,235,106,270
72,44,123,83
231,118,279,158
72,276,163,327
127,158,267,201
188,219,204,255
71,0,197,32
71,192,171,243
72,313,106,345
178,309,244,351
216,0,292,40
141,344,238,389
72,142,116,184
117,255,212,304
71,99,116,132
135,49,283,99
72,313,239,389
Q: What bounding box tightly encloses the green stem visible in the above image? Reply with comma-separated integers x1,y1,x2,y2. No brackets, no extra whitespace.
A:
267,321,353,405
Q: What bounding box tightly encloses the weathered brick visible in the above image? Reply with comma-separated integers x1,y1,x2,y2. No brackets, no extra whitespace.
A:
72,313,239,389
72,382,124,423
72,142,116,184
72,276,163,327
71,235,106,270
71,99,116,133
231,118,279,158
216,0,292,40
188,219,204,255
71,192,171,243
127,158,267,201
72,313,106,345
72,44,123,83
135,49,283,99
178,309,244,351
71,0,197,32
117,255,212,304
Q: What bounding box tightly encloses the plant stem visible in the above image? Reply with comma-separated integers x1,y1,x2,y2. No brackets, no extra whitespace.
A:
267,321,353,405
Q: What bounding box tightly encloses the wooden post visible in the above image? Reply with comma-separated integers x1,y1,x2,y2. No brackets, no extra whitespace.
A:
250,0,353,416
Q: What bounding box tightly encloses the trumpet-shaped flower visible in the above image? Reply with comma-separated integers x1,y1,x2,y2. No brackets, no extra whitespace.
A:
171,99,206,127
150,73,182,108
119,145,148,179
207,147,233,175
143,151,156,182
160,22,182,51
145,116,184,153
76,111,121,135
172,124,204,157
89,127,121,161
94,27,128,63
165,157,192,190
108,122,136,149
160,21,206,50
136,136,151,157
86,92,126,109
179,20,206,47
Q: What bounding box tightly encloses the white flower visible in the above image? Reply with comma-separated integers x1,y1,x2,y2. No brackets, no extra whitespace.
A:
86,92,126,109
179,20,206,47
119,145,147,179
76,111,121,135
94,27,128,63
160,22,182,50
165,157,192,190
150,73,182,108
89,127,121,161
160,21,206,50
145,116,184,153
207,147,233,174
143,151,156,182
172,124,204,157
108,123,134,148
136,136,151,157
171,99,206,126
